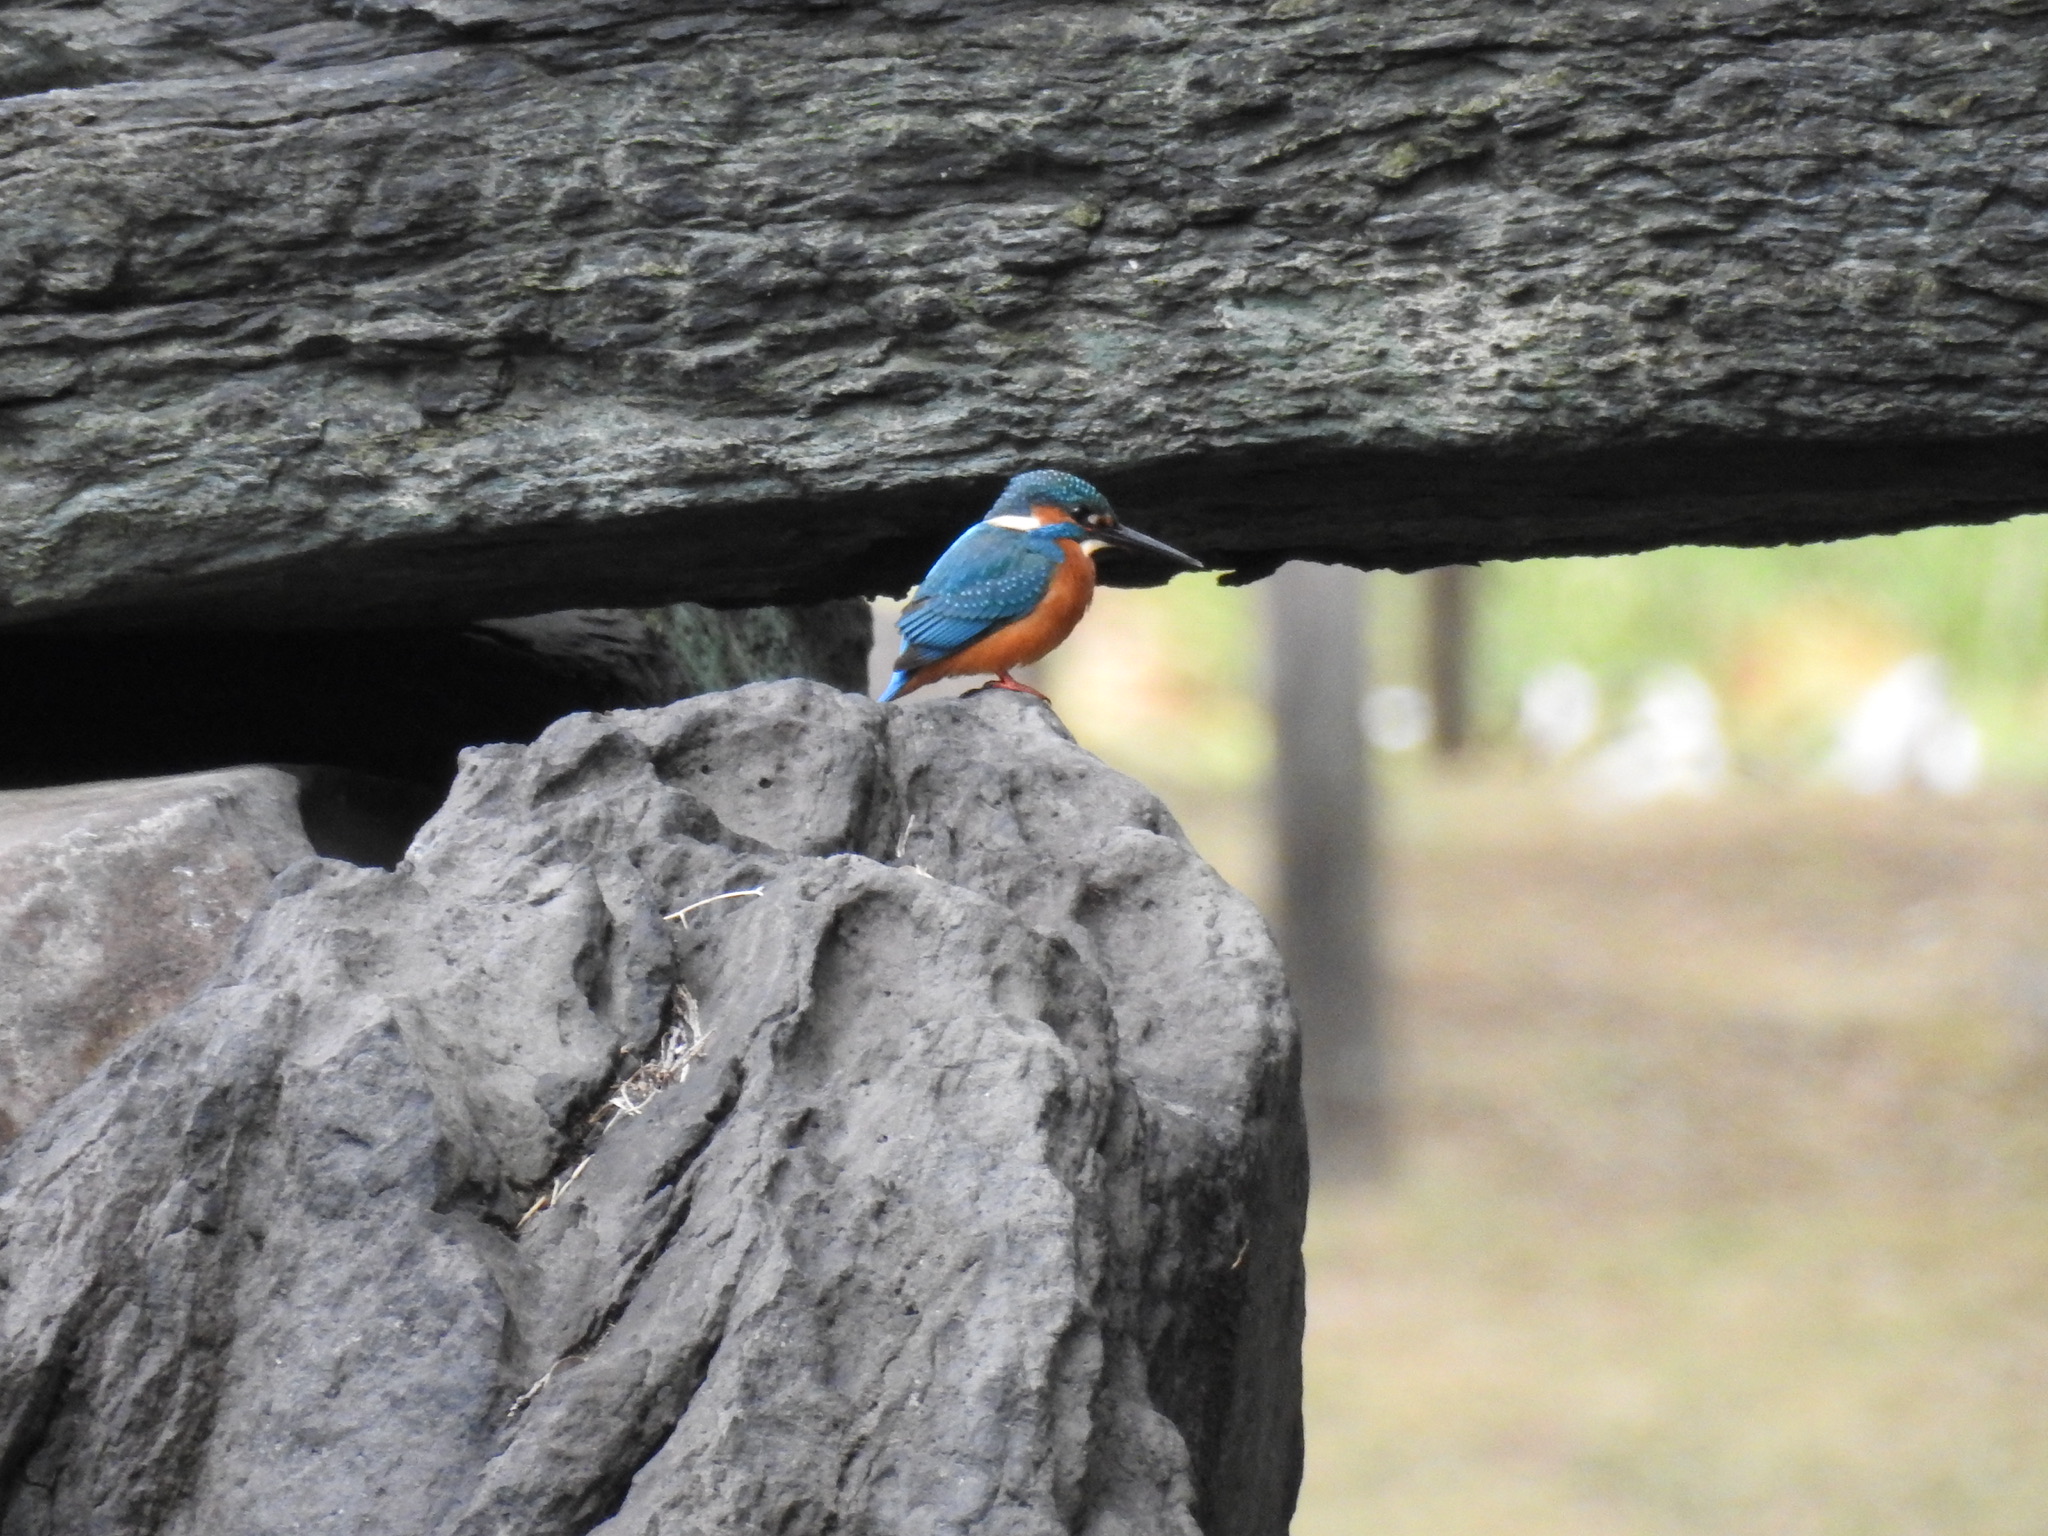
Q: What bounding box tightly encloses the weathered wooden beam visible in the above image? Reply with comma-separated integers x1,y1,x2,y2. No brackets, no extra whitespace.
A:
5,0,2046,629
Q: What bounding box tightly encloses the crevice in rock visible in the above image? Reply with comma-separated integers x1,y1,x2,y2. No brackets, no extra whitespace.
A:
510,981,716,1234
0,1320,82,1517
566,1318,733,1536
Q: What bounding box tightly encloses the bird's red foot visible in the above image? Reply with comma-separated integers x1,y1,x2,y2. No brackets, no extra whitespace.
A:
976,672,1051,702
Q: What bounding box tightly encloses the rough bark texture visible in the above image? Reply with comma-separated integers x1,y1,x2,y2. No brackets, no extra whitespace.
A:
0,680,1306,1536
6,0,2048,630
0,598,873,790
0,768,313,1144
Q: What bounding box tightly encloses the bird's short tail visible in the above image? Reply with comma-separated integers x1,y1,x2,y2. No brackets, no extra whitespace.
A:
877,670,913,703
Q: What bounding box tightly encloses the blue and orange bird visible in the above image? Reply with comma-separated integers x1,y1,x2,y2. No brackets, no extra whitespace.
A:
878,469,1202,703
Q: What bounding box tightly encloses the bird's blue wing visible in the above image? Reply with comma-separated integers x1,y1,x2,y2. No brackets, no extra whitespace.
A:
894,523,1057,668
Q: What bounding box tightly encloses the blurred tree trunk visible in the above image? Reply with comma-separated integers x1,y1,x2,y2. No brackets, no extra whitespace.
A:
1266,562,1384,1166
1426,564,1476,756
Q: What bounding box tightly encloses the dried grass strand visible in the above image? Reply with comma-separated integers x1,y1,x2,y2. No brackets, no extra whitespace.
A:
513,983,710,1232
663,889,764,928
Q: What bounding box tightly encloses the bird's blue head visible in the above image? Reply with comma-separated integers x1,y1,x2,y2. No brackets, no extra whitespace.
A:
984,469,1116,525
980,467,1203,570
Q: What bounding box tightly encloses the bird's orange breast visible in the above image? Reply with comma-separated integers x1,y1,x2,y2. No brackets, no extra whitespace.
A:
905,539,1097,688
1001,538,1096,663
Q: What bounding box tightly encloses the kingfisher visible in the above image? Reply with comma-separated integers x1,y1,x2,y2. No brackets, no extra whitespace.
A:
878,469,1203,703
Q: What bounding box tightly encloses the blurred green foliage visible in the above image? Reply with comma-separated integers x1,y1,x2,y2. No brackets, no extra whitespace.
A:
1373,514,2048,776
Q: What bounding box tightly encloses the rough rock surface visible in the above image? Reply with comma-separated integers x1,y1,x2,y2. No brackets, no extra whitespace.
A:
0,768,314,1145
7,0,2048,629
476,602,874,707
0,597,872,790
0,680,1305,1536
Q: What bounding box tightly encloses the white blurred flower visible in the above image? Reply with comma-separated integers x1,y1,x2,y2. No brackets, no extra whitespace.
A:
1518,663,1601,761
1364,684,1433,752
1581,668,1727,804
1832,655,1981,796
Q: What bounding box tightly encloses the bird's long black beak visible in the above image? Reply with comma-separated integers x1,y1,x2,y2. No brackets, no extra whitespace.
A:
1099,522,1204,570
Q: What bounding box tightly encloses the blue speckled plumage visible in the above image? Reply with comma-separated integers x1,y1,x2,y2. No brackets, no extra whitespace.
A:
985,469,1113,523
892,523,1067,669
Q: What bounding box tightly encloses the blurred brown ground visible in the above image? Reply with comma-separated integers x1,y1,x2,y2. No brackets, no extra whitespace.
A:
997,561,2048,1533
1299,773,2048,1536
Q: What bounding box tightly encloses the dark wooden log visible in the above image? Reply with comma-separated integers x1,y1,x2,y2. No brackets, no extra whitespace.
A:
6,1,2048,628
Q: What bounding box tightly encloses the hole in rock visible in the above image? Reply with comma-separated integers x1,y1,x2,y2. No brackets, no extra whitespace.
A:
0,614,829,865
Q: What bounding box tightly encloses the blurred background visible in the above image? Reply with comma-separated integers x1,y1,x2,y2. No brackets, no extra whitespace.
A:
891,512,2048,1535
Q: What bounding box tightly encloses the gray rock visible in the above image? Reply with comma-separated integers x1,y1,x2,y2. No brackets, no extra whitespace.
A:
476,602,874,705
0,768,312,1145
0,680,1306,1536
6,1,2048,628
